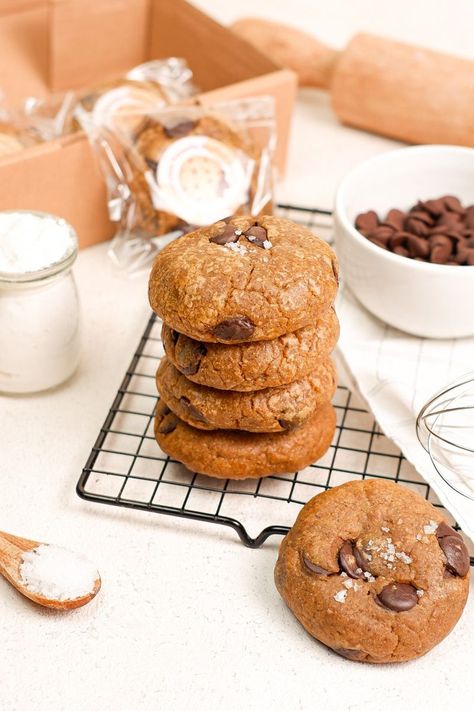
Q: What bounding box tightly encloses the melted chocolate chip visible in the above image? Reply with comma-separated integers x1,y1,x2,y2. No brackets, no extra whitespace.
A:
211,316,255,341
353,545,370,573
157,410,179,434
436,524,469,577
163,119,197,138
179,396,206,423
170,329,180,345
179,342,207,376
209,224,240,245
339,541,365,579
302,555,330,575
376,583,418,612
334,648,365,661
244,225,267,248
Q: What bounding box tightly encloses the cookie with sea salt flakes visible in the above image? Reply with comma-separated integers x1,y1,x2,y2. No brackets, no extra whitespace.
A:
156,355,336,432
275,479,470,664
148,216,338,343
161,308,339,391
154,399,336,480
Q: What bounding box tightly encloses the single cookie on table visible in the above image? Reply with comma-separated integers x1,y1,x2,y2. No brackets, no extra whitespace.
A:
275,479,470,664
161,308,339,391
154,400,336,480
156,356,336,433
149,215,338,343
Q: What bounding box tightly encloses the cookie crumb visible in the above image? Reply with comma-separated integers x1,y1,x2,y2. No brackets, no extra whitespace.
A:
423,520,438,535
334,590,347,603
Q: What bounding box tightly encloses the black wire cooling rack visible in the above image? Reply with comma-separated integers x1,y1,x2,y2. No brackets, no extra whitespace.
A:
77,205,474,556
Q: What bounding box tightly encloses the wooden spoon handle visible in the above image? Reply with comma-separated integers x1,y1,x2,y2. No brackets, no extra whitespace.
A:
231,18,339,89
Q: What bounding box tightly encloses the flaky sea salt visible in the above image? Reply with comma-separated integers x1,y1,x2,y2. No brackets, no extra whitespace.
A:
334,590,347,603
423,521,438,535
396,551,413,564
417,589,425,597
19,545,98,601
381,526,390,533
225,241,247,256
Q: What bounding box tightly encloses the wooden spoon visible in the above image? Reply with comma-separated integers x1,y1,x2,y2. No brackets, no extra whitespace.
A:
0,530,101,610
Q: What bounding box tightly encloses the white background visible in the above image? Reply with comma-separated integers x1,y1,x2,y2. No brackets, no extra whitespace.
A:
1,1,473,709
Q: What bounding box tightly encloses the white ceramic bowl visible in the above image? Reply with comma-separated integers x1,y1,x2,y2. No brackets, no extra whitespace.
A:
334,145,474,338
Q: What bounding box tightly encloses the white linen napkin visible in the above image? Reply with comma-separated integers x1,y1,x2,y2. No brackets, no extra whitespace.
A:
336,283,474,541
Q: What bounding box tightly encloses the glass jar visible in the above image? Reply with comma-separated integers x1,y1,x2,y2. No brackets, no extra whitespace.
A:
0,214,81,394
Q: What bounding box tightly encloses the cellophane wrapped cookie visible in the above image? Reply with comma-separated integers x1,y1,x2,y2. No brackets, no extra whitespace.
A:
79,91,276,273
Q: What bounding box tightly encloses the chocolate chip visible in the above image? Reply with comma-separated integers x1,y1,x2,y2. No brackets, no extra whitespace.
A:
406,234,430,259
302,555,330,575
353,544,370,573
163,119,197,138
170,329,180,344
404,217,430,236
209,224,240,245
355,195,472,266
145,157,158,172
436,522,469,577
157,410,179,434
376,583,419,612
278,418,299,431
355,211,379,235
179,342,207,376
244,225,268,248
179,396,206,423
382,209,405,231
334,648,365,661
369,226,394,243
211,316,255,341
443,195,465,214
339,541,365,579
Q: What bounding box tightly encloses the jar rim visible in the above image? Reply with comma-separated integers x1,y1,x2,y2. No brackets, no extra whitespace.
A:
0,210,78,284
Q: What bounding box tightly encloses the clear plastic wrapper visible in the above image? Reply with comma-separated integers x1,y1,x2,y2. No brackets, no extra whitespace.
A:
79,94,276,274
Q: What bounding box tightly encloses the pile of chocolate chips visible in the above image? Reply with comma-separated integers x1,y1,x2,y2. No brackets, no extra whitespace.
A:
355,195,474,265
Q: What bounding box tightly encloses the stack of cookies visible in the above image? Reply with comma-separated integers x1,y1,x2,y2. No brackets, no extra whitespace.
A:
148,215,339,480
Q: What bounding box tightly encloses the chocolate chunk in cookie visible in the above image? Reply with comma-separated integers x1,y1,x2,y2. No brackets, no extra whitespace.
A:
436,523,470,577
376,583,418,612
211,317,255,341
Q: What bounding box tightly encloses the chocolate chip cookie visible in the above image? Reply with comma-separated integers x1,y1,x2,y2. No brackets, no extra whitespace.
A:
161,308,339,391
149,216,338,342
275,479,470,664
129,114,265,237
156,356,336,432
154,400,336,479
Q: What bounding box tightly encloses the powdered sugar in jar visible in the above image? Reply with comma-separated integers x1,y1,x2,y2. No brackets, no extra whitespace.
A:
0,211,81,393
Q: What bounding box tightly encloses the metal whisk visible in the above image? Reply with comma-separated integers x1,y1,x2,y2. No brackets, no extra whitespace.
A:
417,372,474,500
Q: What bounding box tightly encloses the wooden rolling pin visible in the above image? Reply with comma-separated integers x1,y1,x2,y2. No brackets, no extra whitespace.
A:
232,18,474,147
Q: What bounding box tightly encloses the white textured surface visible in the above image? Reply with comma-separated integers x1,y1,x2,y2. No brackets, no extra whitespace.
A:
1,1,474,709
